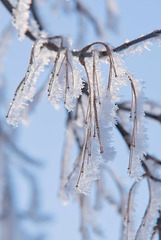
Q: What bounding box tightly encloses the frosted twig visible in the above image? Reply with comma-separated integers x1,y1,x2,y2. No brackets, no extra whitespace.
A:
47,36,63,96
123,178,142,240
135,177,152,240
30,0,43,31
135,167,161,240
126,74,138,176
12,0,32,41
118,101,161,123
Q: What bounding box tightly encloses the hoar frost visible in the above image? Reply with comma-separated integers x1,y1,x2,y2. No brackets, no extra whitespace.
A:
6,38,55,127
135,161,161,240
128,78,147,180
12,0,31,41
75,48,147,194
48,39,83,111
76,49,130,194
6,38,147,194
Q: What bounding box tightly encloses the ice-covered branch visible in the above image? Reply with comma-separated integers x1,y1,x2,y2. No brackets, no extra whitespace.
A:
2,0,161,59
12,0,31,41
30,0,43,31
118,101,161,123
135,163,161,240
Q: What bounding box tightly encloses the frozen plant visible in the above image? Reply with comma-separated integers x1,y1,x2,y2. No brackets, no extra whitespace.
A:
1,0,161,240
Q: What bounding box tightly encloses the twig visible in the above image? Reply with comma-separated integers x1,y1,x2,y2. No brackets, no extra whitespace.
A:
118,103,161,123
75,0,102,36
0,128,43,166
30,0,43,31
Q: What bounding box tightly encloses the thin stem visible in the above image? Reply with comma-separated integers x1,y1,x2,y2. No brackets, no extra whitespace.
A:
126,74,138,174
135,177,151,240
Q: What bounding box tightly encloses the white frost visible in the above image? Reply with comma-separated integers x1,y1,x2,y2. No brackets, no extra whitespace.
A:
136,161,161,240
6,38,54,127
48,39,83,111
128,78,147,180
12,0,31,41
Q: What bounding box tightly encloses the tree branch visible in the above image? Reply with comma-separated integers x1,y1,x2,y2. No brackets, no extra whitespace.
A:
1,0,161,58
30,0,44,31
118,103,161,123
1,0,37,41
75,0,102,36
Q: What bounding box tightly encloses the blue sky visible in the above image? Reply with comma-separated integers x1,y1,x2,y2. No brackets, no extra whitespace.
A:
0,0,161,239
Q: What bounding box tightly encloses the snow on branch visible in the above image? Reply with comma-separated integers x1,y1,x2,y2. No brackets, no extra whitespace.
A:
12,0,32,41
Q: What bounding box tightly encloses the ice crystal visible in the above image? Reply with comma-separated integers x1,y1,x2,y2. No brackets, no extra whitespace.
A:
48,39,83,111
12,0,31,41
136,161,161,240
128,78,147,180
76,49,131,194
6,38,54,127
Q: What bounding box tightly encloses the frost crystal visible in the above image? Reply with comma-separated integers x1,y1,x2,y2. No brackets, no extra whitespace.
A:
76,139,102,195
28,19,40,38
128,78,147,180
76,49,130,194
123,181,139,240
136,161,161,240
48,39,83,111
12,0,31,41
6,38,54,127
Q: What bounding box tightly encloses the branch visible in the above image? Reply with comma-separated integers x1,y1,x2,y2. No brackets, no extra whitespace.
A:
141,161,161,183
75,0,102,36
1,0,161,58
116,121,161,173
0,128,43,166
30,0,44,31
118,103,161,123
1,0,36,41
1,0,13,14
